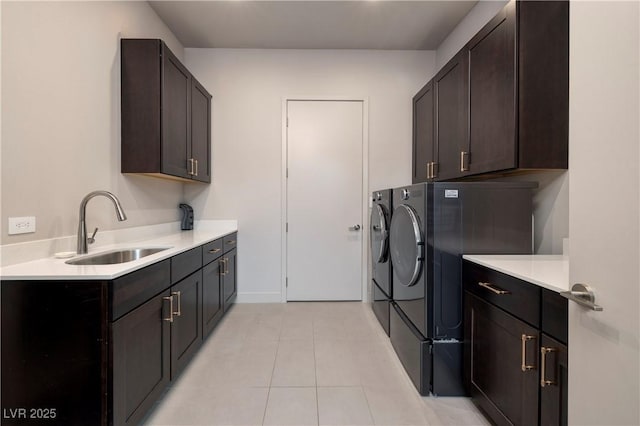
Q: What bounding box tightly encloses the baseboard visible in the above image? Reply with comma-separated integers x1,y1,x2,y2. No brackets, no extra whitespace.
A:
236,292,283,303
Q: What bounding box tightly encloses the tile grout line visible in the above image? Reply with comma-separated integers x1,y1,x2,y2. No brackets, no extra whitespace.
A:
261,312,282,426
313,311,320,426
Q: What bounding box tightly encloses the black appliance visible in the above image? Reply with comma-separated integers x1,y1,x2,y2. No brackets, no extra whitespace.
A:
179,203,194,230
370,189,393,335
389,182,535,396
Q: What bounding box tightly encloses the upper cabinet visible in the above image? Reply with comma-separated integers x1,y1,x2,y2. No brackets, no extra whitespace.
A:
434,50,469,181
412,0,568,182
412,81,434,183
121,39,211,183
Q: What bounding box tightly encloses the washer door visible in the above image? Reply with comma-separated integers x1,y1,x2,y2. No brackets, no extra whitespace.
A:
370,204,389,264
390,204,424,287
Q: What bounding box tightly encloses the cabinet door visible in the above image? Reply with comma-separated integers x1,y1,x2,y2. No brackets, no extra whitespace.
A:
434,50,468,180
170,271,203,379
466,2,517,175
412,80,435,184
540,334,568,426
161,44,191,179
112,290,171,426
464,292,539,426
202,260,224,338
191,79,211,183
222,248,237,312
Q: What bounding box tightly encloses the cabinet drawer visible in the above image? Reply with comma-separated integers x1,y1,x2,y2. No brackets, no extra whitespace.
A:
202,238,223,265
541,288,568,344
171,247,202,284
223,233,237,253
111,259,171,321
463,261,540,328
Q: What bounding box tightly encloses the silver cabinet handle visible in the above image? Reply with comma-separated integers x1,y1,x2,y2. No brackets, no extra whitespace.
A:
225,257,230,274
540,346,557,387
194,159,198,177
226,240,236,245
432,162,438,179
172,291,181,317
560,283,603,311
349,225,361,231
521,334,536,372
209,248,221,254
163,295,174,323
478,281,510,295
219,258,226,276
460,151,470,172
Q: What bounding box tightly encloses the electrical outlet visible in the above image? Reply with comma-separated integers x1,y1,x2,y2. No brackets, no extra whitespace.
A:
8,216,36,235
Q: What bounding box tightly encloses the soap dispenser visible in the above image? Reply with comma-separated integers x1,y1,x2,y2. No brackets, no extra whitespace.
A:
179,204,194,230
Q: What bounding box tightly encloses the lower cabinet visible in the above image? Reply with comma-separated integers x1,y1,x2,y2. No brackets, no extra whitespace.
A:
222,248,237,312
1,232,238,426
465,293,539,426
540,334,568,426
202,260,224,337
112,290,171,426
169,270,203,378
463,260,568,426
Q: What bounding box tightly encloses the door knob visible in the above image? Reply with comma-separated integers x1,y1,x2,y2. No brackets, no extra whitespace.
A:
349,224,361,231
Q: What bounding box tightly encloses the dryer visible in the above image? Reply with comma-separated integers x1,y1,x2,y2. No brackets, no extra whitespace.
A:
370,189,393,335
389,182,535,396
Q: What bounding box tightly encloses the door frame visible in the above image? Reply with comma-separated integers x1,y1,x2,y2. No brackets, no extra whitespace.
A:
280,97,370,303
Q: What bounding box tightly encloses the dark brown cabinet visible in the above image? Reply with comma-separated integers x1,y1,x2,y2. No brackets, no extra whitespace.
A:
112,290,171,426
222,248,237,312
540,334,568,426
434,50,469,180
169,271,203,379
465,293,540,426
1,233,238,426
202,239,224,338
412,81,434,183
465,0,568,176
121,39,212,183
411,1,568,183
463,260,568,426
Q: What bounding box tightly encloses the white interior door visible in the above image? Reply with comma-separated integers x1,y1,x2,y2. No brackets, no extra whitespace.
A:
286,100,363,301
568,2,639,424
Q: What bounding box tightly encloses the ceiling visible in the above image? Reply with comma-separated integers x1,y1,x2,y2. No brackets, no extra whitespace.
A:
148,1,478,50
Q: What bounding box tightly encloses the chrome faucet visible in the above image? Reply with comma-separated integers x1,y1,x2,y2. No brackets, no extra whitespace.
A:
77,191,127,254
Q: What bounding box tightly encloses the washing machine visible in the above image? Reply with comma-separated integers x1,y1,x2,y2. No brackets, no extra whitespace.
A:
370,189,393,335
389,182,535,396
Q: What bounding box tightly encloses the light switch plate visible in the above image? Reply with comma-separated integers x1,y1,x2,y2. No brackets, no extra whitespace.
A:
8,216,36,235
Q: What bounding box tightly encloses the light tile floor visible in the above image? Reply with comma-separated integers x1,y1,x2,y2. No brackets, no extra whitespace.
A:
143,302,490,426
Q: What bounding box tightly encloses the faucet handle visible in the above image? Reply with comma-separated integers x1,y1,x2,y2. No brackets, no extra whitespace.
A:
88,227,99,245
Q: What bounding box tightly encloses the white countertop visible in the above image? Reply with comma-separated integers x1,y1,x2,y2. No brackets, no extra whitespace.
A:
0,221,237,281
462,254,570,293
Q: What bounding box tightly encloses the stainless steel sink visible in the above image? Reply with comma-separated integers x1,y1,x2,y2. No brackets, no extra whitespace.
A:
65,247,170,265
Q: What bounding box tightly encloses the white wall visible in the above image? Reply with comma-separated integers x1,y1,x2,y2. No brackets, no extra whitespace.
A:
435,0,569,254
184,48,434,301
1,1,186,245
